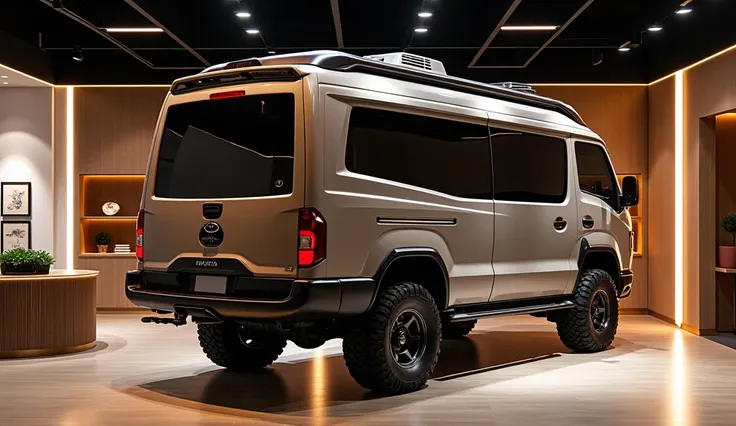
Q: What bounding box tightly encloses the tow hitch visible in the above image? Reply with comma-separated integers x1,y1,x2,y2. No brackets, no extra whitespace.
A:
141,312,187,326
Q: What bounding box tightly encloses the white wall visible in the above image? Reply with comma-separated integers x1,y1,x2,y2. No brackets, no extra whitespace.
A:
0,87,53,253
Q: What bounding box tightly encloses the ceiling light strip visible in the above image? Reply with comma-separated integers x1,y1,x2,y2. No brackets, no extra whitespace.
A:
674,70,684,328
103,28,163,33
650,42,736,85
469,0,523,67
500,26,558,31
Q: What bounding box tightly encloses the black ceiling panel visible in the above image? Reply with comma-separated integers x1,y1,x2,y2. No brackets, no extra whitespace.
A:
0,0,732,84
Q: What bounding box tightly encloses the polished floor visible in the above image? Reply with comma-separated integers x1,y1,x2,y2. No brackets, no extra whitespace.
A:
1,314,734,425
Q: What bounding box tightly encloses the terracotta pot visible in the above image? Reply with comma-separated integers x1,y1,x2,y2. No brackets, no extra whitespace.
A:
718,246,736,269
97,245,108,253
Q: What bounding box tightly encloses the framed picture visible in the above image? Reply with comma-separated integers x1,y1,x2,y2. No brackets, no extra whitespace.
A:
1,221,31,252
1,182,32,216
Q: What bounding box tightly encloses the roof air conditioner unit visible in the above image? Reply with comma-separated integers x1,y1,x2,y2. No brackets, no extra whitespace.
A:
364,52,447,76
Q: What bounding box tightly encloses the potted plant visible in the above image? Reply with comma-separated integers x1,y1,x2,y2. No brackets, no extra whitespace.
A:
0,248,55,275
719,213,736,268
95,232,112,253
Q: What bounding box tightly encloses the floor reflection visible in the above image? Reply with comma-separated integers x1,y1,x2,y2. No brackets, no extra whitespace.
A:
128,330,576,417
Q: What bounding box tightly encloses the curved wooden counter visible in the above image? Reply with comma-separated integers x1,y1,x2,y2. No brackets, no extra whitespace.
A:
0,270,98,358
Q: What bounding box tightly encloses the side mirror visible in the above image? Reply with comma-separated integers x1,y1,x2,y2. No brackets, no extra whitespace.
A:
621,176,639,207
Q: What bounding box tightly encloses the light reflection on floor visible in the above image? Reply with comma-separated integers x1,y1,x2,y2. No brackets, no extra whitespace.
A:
1,315,735,425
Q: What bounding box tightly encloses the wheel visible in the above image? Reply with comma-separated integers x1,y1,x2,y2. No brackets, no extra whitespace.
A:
441,319,476,339
197,321,287,371
556,269,619,352
343,282,441,394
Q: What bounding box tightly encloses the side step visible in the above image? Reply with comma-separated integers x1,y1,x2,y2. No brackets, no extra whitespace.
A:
448,300,574,322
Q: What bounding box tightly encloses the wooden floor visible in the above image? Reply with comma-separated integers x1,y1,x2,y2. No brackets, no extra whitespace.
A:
1,314,734,425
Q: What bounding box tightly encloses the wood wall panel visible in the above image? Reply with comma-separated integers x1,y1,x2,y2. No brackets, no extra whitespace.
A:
74,87,167,175
78,257,138,308
74,87,167,308
647,77,676,321
535,86,649,310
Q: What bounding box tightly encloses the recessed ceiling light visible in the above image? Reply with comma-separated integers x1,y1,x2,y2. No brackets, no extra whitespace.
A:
418,11,433,18
648,24,663,32
414,27,428,33
103,27,164,33
246,29,260,34
618,41,631,52
235,12,251,18
0,75,7,79
501,25,558,31
676,7,692,15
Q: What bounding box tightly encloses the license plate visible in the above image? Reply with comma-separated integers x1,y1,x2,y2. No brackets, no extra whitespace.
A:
194,276,227,294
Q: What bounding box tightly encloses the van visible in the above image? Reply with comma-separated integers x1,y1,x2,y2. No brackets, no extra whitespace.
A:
126,51,638,394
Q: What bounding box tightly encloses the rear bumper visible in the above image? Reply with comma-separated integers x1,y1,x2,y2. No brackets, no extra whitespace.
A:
125,270,376,320
619,269,634,299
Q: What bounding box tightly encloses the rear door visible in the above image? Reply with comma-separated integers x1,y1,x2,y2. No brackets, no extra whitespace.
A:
489,129,578,301
141,80,305,277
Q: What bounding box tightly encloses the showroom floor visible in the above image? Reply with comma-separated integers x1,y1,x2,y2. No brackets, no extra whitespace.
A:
1,314,734,426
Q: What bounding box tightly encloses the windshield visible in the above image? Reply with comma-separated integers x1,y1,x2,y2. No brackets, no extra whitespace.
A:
153,93,295,199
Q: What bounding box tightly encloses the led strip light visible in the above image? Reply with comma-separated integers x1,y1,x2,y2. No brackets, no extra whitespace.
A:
674,71,684,328
66,87,74,269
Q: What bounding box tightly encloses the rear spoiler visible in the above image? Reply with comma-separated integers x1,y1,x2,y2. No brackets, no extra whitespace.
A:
170,67,303,95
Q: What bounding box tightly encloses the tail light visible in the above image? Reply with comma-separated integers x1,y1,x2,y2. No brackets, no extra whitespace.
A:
298,208,326,268
136,209,144,261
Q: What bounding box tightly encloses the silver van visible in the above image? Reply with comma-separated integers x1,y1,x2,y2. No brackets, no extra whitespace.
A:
126,51,638,394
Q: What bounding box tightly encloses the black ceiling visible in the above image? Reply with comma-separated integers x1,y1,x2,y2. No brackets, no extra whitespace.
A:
0,0,734,85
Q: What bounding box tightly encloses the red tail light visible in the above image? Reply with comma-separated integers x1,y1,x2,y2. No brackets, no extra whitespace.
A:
136,209,144,261
210,90,245,100
298,208,326,268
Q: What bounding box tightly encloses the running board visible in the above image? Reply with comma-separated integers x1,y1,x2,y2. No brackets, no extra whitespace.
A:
448,300,574,322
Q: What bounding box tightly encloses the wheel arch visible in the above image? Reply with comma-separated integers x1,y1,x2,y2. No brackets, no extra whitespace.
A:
576,238,623,296
369,248,450,310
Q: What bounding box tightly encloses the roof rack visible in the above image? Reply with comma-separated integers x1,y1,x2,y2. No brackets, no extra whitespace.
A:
190,50,584,126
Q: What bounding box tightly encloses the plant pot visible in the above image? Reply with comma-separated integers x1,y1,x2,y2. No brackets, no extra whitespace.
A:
1,262,37,275
718,246,736,269
97,245,108,253
35,264,51,274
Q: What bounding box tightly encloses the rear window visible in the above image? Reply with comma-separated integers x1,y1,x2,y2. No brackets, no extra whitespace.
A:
154,93,294,199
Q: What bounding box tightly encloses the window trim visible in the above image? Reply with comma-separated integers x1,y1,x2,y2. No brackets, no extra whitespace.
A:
490,126,570,205
574,140,622,212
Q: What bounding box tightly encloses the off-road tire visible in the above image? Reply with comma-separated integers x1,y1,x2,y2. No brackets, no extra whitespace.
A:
441,319,477,339
343,282,441,394
198,321,287,371
556,269,619,352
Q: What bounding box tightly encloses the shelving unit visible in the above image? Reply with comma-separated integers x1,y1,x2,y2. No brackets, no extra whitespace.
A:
618,174,643,256
79,175,144,256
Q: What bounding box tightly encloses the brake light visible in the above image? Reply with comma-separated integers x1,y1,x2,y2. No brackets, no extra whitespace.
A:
136,209,144,261
298,208,326,268
210,90,245,100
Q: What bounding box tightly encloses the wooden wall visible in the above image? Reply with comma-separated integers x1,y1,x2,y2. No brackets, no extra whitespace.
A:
715,114,736,331
535,86,649,311
73,87,168,308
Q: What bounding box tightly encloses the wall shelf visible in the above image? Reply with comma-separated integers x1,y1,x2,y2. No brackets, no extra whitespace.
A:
79,174,144,255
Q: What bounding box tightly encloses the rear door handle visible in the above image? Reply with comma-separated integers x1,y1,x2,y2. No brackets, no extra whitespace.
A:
553,217,567,230
582,215,595,229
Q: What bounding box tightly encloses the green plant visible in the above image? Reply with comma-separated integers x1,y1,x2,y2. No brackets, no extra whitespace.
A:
0,248,55,267
723,213,736,245
95,232,112,245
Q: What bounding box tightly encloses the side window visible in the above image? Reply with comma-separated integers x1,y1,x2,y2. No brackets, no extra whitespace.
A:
575,142,619,210
491,129,568,203
345,107,492,199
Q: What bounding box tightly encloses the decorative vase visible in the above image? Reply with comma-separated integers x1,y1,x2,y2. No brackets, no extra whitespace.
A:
97,245,109,253
1,262,37,275
718,246,736,269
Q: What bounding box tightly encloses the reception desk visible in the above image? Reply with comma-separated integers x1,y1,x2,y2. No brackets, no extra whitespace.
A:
0,270,98,358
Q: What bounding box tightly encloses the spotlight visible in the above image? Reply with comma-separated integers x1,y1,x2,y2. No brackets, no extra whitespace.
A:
235,12,251,18
418,12,433,18
648,24,663,32
618,41,631,52
246,29,260,34
676,7,692,15
414,27,428,33
73,45,83,62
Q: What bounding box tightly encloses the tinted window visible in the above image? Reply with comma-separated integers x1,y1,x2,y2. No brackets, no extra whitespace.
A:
491,130,567,203
154,94,294,198
346,107,492,199
575,142,619,209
